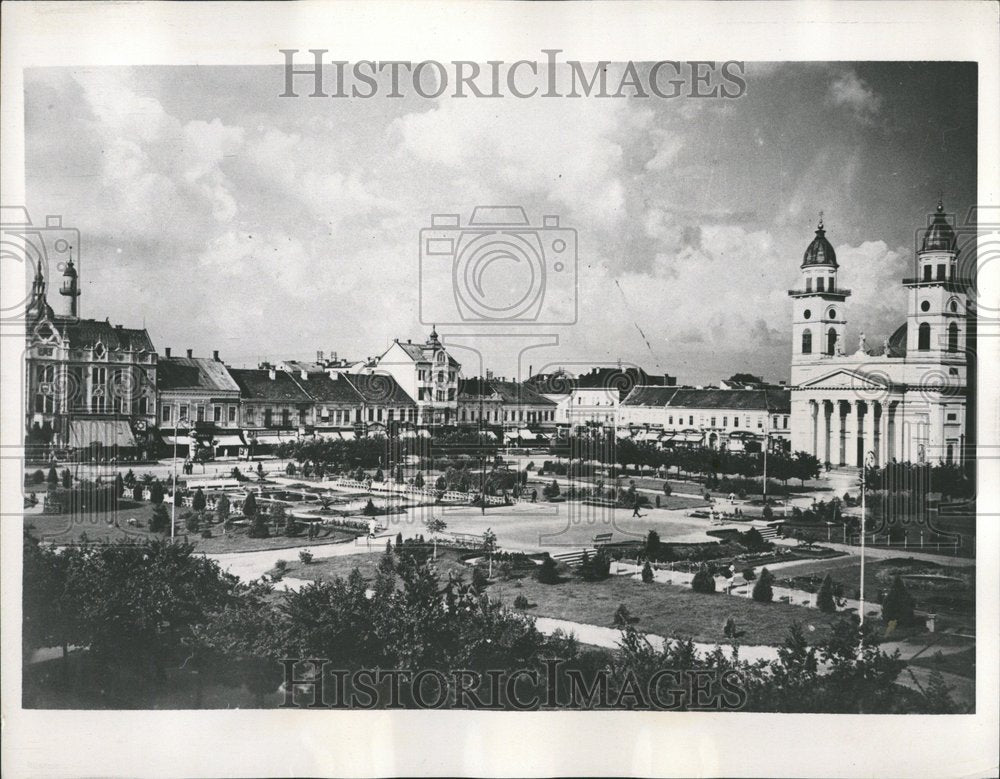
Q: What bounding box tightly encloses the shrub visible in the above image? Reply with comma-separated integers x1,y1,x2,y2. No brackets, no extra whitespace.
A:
742,566,756,582
472,566,489,591
742,527,768,552
815,574,837,612
242,492,258,518
299,550,314,565
284,515,301,537
641,561,654,583
185,512,201,533
149,481,164,504
691,563,716,593
613,603,632,627
285,462,297,476
395,532,404,549
361,499,379,516
582,549,611,581
498,560,513,581
752,568,775,602
513,594,530,609
30,469,45,485
414,472,425,489
61,469,73,488
46,466,59,486
192,487,206,511
200,527,213,539
723,617,738,639
249,514,270,538
662,481,672,496
536,555,560,584
646,529,661,559
882,575,916,626
149,504,170,534
542,480,561,500
132,484,144,501
762,505,773,520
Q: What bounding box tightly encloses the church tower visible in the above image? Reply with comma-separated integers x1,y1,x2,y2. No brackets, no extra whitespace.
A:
903,199,966,362
789,214,851,365
56,252,81,319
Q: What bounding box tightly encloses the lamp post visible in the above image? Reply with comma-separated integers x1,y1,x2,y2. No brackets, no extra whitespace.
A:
171,417,190,540
859,449,876,627
762,416,769,505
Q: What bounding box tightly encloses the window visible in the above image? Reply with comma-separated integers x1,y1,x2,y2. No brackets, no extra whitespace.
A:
388,409,394,422
377,408,384,421
196,405,205,422
816,277,825,291
180,404,189,421
733,417,739,427
803,309,811,320
827,308,837,319
299,408,306,425
138,396,148,415
162,405,172,423
710,416,716,427
437,371,444,383
918,322,931,351
91,367,107,413
947,413,957,422
213,405,222,423
805,278,812,292
245,407,255,424
923,264,932,281
950,300,959,313
688,415,694,426
801,329,812,354
368,408,374,421
920,300,930,312
668,415,673,425
757,417,764,429
228,406,236,423
784,416,789,429
947,322,958,352
281,409,290,427
418,369,426,382
263,409,272,426
937,264,946,281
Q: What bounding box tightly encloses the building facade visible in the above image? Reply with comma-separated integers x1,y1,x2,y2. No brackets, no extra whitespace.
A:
158,349,243,457
788,203,969,467
370,329,460,426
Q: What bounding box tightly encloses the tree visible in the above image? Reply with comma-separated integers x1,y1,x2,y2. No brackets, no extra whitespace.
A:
149,503,170,534
543,480,561,500
284,514,301,537
185,512,201,533
613,603,632,627
761,504,773,520
536,554,560,584
132,484,144,502
298,550,314,565
691,563,716,593
645,529,661,560
394,465,404,483
641,561,654,583
249,513,270,539
47,465,58,487
114,471,125,497
215,493,231,525
482,528,498,578
242,492,258,519
61,469,73,489
881,575,916,626
435,475,447,491
752,567,775,603
149,481,164,505
192,487,206,511
742,527,767,552
395,531,404,550
414,472,425,489
424,516,447,559
374,468,384,482
662,481,672,497
582,548,611,581
816,574,837,613
793,451,822,486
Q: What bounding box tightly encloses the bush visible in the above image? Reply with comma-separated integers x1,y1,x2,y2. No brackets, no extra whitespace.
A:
513,594,529,609
249,514,270,538
613,603,632,627
414,472,425,489
641,561,654,583
149,481,164,504
30,469,45,485
752,568,775,603
361,499,379,516
46,466,59,486
691,563,716,593
149,504,170,534
536,555,560,584
498,560,513,581
762,504,773,520
200,527,213,539
192,487,206,511
582,549,611,581
542,480,561,500
299,550,314,565
882,575,916,626
472,566,489,591
662,481,672,496
185,512,201,533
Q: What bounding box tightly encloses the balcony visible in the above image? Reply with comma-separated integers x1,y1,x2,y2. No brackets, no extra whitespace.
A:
787,288,851,298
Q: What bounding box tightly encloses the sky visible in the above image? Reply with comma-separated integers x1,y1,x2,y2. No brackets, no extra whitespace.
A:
24,61,976,385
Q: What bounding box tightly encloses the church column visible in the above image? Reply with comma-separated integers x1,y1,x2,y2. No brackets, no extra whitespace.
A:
894,402,906,463
848,400,861,468
823,400,832,466
810,400,818,457
836,400,847,467
863,401,877,466
876,401,888,466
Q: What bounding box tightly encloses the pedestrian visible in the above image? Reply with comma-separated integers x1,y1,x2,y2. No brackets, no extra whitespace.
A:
632,501,642,518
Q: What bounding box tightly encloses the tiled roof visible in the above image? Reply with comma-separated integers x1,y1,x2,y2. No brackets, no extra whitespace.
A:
385,340,461,367
158,357,240,393
346,373,416,405
457,378,501,399
622,386,790,414
228,368,313,403
289,372,364,404
63,319,155,352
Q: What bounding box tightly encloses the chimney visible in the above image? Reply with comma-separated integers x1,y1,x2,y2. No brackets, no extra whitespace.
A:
213,350,220,361
268,368,276,381
186,348,193,358
317,350,324,362
300,369,308,380
164,347,171,358
528,365,533,377
330,351,337,362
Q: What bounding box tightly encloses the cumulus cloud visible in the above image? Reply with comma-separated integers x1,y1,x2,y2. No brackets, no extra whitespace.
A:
827,70,882,123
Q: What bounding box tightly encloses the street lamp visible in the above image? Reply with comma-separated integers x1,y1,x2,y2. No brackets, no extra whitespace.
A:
859,449,876,627
171,416,190,540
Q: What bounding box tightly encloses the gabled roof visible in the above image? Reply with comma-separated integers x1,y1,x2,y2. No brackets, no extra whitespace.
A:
457,378,502,400
381,338,461,368
63,318,155,352
288,372,364,404
228,368,313,402
158,357,240,393
794,369,894,392
621,386,679,407
346,373,416,405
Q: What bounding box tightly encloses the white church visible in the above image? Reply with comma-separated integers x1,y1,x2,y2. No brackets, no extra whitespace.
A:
788,201,969,468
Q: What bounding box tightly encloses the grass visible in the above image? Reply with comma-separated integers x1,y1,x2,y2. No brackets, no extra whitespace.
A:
907,646,976,680
268,546,480,583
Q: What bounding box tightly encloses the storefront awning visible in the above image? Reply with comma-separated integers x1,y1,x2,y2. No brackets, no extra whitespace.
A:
399,430,417,439
341,431,356,441
70,419,136,448
214,434,245,448
162,434,193,447
417,429,431,439
674,431,704,442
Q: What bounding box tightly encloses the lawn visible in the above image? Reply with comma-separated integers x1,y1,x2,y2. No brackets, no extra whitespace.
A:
907,646,975,680
268,546,485,583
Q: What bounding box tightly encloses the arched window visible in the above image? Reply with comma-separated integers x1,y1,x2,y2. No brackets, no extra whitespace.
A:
918,322,931,351
948,322,958,352
827,328,837,355
801,329,812,354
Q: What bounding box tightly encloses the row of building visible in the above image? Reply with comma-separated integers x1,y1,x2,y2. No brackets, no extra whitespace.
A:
24,252,789,458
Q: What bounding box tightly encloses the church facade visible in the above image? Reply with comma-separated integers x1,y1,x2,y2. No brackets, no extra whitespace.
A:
788,202,969,468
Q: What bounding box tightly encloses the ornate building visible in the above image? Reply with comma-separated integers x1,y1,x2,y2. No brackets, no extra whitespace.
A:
24,255,158,458
788,202,969,467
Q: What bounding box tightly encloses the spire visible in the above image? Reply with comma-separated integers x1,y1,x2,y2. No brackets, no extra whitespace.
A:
802,211,837,267
817,210,824,231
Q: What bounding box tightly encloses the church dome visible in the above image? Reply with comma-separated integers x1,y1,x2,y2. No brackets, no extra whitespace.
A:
802,215,837,268
922,200,957,252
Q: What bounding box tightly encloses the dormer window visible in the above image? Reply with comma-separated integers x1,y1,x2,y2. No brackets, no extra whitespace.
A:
93,342,105,359
36,323,54,341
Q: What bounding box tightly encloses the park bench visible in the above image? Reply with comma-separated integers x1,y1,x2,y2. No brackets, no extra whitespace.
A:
593,532,613,546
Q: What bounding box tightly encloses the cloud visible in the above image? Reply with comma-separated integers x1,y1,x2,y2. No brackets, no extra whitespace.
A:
827,70,882,123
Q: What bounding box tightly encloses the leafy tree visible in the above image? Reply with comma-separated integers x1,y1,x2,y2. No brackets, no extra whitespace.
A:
192,487,206,511
662,481,672,497
641,561,654,583
793,451,822,485
284,514,301,537
691,563,716,593
242,492,258,519
424,516,447,559
536,554,560,584
816,574,837,613
752,567,775,602
881,575,916,626
482,528,498,578
471,566,489,592
395,531,404,549
742,527,767,552
132,484,144,502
